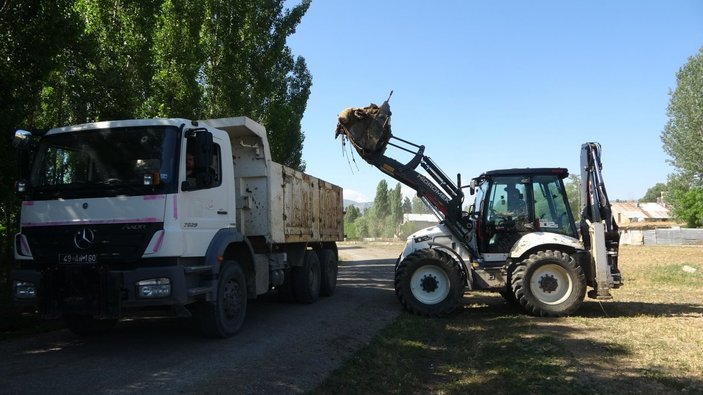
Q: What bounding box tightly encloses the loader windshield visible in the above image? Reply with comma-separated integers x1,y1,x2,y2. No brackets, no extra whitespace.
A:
28,125,180,199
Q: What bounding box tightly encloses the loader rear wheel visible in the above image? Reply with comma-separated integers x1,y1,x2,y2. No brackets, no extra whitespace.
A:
511,250,586,317
317,249,338,297
293,251,321,304
395,249,464,317
195,261,247,338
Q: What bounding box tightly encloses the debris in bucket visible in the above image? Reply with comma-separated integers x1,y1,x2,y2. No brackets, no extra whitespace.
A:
335,91,393,159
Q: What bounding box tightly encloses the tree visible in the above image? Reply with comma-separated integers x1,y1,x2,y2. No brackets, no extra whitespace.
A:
344,205,361,224
411,196,431,214
201,0,311,170
141,0,206,119
0,0,83,280
661,47,703,226
671,187,703,228
373,180,390,220
641,183,667,203
402,196,412,214
564,174,581,220
390,183,403,226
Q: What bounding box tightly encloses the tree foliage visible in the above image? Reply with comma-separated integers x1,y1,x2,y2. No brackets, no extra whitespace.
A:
564,174,581,220
373,180,390,221
661,47,703,226
0,0,312,278
345,181,435,239
641,183,667,203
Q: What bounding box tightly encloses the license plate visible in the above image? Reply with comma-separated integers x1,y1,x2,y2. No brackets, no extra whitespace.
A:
59,253,98,264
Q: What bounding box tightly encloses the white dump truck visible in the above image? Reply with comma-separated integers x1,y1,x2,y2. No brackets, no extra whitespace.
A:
12,117,343,337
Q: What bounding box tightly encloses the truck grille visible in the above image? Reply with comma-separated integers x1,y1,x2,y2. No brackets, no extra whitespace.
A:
22,223,163,267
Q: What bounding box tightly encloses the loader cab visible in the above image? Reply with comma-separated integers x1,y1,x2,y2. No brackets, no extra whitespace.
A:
475,168,577,254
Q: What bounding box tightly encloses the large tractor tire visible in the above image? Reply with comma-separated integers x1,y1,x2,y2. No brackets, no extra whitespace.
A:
293,251,321,304
195,261,247,338
394,249,464,317
511,250,586,317
317,249,338,297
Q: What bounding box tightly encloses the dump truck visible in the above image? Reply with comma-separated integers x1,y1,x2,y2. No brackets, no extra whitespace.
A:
12,116,343,337
336,97,621,317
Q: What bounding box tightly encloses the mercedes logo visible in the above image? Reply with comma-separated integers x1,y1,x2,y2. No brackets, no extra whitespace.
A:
74,228,95,250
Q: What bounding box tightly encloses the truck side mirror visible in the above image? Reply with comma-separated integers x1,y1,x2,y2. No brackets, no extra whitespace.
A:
13,130,34,149
187,128,213,170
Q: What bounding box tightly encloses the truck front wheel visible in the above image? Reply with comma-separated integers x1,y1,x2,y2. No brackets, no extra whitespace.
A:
195,261,247,338
511,250,586,317
394,249,464,317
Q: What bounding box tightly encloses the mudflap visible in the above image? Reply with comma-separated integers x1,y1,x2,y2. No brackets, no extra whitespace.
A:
41,265,122,320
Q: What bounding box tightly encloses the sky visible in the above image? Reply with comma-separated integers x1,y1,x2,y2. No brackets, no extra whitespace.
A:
287,1,703,203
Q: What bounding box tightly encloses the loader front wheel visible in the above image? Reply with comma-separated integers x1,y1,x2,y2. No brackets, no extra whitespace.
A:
395,249,464,316
511,250,586,317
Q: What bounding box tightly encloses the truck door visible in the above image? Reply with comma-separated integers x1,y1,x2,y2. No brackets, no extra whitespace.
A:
179,134,231,256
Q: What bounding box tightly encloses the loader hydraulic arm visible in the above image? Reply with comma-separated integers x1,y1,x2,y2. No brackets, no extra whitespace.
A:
364,135,471,243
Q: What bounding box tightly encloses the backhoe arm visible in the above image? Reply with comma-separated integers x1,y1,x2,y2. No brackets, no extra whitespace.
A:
580,142,622,298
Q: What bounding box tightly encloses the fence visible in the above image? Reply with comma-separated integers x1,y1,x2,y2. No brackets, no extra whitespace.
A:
619,228,703,246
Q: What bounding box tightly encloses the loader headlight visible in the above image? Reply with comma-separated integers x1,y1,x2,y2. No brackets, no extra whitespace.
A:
137,278,171,298
14,280,37,299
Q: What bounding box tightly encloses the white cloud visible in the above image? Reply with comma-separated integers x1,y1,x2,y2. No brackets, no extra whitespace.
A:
343,188,370,202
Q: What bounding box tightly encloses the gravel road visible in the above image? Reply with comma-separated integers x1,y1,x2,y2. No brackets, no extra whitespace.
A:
0,242,402,394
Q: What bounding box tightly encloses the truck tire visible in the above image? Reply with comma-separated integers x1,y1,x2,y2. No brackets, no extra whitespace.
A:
511,250,586,317
317,249,338,297
293,251,321,304
195,261,247,338
64,314,117,336
394,249,464,317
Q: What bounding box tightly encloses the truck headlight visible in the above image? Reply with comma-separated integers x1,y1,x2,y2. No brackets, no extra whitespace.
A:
14,281,37,299
136,278,171,298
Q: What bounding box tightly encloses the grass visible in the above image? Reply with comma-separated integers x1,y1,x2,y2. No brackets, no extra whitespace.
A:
312,245,703,394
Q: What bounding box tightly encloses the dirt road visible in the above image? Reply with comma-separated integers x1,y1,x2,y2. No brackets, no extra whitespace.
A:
0,242,402,394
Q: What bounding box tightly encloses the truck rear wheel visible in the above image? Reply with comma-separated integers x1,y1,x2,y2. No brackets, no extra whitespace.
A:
317,249,338,297
511,250,586,317
293,251,321,304
195,261,247,338
395,249,464,317
64,314,117,336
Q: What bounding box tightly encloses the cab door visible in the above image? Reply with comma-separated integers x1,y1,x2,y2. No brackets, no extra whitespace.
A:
179,132,231,257
480,176,533,254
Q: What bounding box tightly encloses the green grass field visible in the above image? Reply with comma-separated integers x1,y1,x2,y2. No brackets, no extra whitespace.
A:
313,245,703,394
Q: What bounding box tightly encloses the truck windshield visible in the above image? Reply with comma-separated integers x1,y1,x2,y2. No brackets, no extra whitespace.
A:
28,125,179,199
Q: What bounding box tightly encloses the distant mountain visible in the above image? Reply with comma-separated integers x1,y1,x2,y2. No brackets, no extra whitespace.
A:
343,199,373,211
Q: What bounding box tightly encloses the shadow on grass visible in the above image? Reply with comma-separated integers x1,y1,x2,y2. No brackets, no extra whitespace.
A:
315,291,703,395
577,299,703,318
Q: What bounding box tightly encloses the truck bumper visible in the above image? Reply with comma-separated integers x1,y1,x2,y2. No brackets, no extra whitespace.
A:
11,264,209,319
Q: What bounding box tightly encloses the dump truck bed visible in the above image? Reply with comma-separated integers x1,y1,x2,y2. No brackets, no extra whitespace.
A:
202,117,344,244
